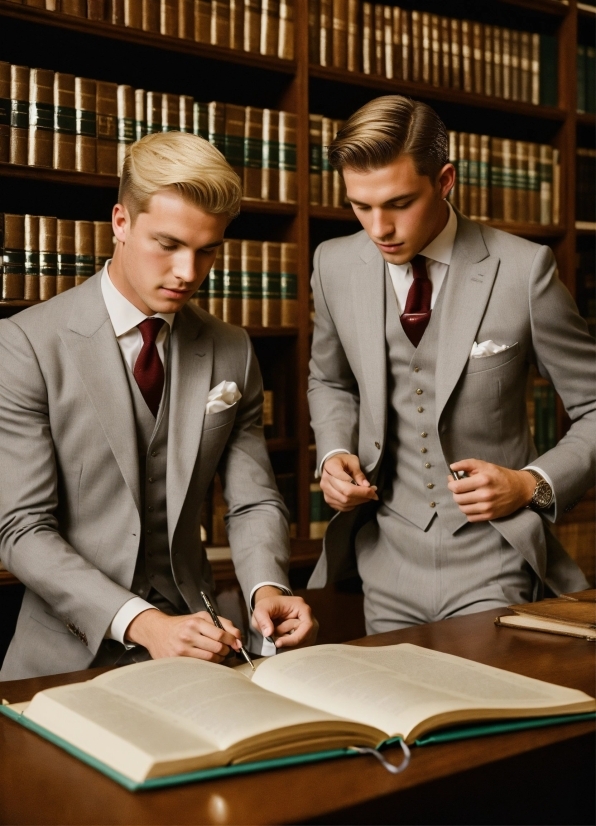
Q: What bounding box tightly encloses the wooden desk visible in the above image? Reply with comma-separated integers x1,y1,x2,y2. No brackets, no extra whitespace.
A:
1,609,594,825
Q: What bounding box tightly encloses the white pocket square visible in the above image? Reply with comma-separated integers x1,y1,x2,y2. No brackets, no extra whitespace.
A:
470,340,516,359
206,380,242,414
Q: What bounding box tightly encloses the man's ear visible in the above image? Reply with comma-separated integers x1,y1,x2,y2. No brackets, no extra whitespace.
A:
112,202,129,244
437,163,456,201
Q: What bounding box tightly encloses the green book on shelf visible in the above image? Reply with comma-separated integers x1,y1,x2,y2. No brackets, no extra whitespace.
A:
539,34,558,107
1,644,594,791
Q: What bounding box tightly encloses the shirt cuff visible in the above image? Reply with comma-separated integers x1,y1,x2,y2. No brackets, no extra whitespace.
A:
317,448,351,479
249,582,293,657
523,465,557,522
107,597,158,646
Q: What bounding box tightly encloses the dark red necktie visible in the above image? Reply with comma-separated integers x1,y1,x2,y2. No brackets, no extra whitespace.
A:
134,318,165,417
400,255,432,347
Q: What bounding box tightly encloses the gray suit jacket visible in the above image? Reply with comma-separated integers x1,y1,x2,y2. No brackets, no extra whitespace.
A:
0,273,290,680
308,213,594,594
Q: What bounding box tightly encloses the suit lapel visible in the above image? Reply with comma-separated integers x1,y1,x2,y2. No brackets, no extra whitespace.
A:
166,306,213,546
59,275,141,511
435,215,500,424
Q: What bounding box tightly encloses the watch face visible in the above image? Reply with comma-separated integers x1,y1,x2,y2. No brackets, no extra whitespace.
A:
533,479,552,509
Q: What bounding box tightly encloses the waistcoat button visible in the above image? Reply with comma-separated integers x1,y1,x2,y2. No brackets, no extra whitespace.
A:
427,483,434,489
416,389,423,395
414,367,420,372
420,447,427,453
417,407,424,413
425,462,431,468
430,501,436,508
421,432,427,438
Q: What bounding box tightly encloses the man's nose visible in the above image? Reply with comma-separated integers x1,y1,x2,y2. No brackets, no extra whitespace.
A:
370,210,395,241
174,253,198,283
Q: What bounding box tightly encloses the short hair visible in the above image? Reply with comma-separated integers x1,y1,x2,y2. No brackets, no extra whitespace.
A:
328,95,449,181
118,131,243,222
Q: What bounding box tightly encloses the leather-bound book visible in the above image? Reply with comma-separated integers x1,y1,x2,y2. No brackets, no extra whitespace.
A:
193,100,208,139
400,9,410,80
243,106,263,200
492,27,502,98
502,138,515,223
229,0,243,49
468,133,480,220
308,0,319,63
108,0,125,24
0,62,11,163
510,29,520,101
472,22,483,95
373,4,383,76
39,215,57,301
383,5,393,79
391,6,401,80
194,0,210,42
430,14,440,87
56,219,76,294
309,112,322,205
2,214,25,300
45,0,60,9
261,241,281,327
24,214,40,301
361,2,372,75
223,239,242,325
117,85,134,176
440,16,450,87
261,0,279,56
450,18,461,89
539,144,553,225
28,68,54,168
460,20,472,93
447,131,458,210
520,31,531,103
161,93,179,132
410,10,422,83
146,91,162,134
134,88,146,141
142,0,160,30
483,24,493,96
75,78,97,173
502,27,511,100
321,116,333,207
25,0,45,7
211,0,229,45
243,0,260,52
224,103,245,179
191,278,208,311
241,239,262,327
457,131,469,216
490,137,504,221
278,0,293,59
96,80,118,175
527,142,540,224
9,65,28,165
161,0,178,35
124,0,142,26
178,0,193,38
61,0,86,14
93,221,114,271
280,241,297,327
179,95,193,132
75,221,95,286
261,108,279,201
208,246,224,319
208,100,226,155
319,0,332,66
479,134,490,221
53,73,76,171
530,33,540,106
331,120,345,207
332,0,347,70
88,2,107,22
278,110,296,203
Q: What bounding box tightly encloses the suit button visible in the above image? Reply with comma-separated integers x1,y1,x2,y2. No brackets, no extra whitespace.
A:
151,451,158,457
417,407,424,413
414,367,420,372
430,502,436,508
427,483,434,489
420,432,427,438
420,447,427,453
416,389,423,395
375,441,381,449
425,462,431,469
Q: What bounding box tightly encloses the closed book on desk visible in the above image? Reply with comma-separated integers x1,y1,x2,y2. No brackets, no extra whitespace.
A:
496,592,596,640
4,643,595,789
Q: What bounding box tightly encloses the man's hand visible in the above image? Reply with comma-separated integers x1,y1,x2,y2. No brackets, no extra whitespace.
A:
126,608,242,662
448,459,536,522
251,586,318,650
320,454,378,512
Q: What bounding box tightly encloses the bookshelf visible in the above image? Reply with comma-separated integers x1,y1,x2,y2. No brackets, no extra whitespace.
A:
0,0,593,594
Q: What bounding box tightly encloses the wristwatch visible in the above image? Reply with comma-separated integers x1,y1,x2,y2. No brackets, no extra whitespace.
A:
526,469,554,510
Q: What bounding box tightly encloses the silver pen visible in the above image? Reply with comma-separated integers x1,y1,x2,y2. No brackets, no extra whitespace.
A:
200,591,255,671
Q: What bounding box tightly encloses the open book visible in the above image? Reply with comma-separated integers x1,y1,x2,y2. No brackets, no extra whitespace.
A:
4,643,595,785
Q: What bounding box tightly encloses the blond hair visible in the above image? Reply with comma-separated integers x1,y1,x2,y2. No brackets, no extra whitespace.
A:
328,96,449,181
119,131,243,221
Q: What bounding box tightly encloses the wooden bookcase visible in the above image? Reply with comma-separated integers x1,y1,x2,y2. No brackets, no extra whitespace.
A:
0,0,593,602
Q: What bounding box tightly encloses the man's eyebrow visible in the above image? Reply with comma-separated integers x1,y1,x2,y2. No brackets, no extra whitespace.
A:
348,192,417,207
155,234,224,250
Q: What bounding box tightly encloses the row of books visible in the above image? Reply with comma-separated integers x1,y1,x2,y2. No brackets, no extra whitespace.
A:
308,114,347,208
577,45,596,114
309,1,558,106
576,149,596,225
0,63,298,202
190,239,298,328
0,214,114,301
8,0,294,60
448,133,560,225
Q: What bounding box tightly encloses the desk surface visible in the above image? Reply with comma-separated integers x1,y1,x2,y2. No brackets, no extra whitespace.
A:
1,608,595,826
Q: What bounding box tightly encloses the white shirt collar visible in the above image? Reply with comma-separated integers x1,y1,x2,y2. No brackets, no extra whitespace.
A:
419,200,458,266
101,262,175,338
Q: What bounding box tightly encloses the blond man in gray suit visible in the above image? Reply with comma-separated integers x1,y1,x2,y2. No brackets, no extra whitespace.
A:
0,132,316,681
308,96,593,633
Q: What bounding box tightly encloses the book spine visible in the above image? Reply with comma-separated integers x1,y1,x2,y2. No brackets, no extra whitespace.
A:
577,45,586,114
278,0,293,59
280,241,297,327
208,100,226,155
194,0,211,42
178,0,193,38
483,24,493,96
39,215,57,300
61,0,86,14
440,16,450,88
530,32,539,106
134,88,146,141
493,27,503,98
208,246,224,319
510,29,521,101
308,0,320,63
243,106,263,200
373,4,383,76
192,277,209,311
457,132,469,217
260,0,279,56
146,91,162,134
179,94,194,132
75,77,97,173
24,213,40,301
0,62,10,163
96,80,118,176
331,118,345,207
490,136,504,221
586,46,596,114
527,142,540,224
552,147,560,225
278,110,297,203
502,138,515,223
321,116,333,207
142,0,160,31
383,5,393,79
361,2,372,75
241,239,262,327
124,0,142,27
332,0,348,70
448,130,458,210
56,219,76,294
93,220,114,271
224,103,245,180
161,92,179,132
243,0,260,52
472,22,483,95
391,7,401,80
229,0,243,49
411,10,422,83
108,0,125,24
261,241,281,327
2,214,25,300
75,220,95,286
461,20,472,94
319,0,332,66
479,134,490,221
53,72,76,172
516,140,529,223
161,0,178,36
450,18,461,90
400,9,410,81
430,14,440,87
193,100,208,139
262,388,275,438
309,112,322,206
539,144,553,225
520,31,531,103
347,0,360,72
116,85,135,176
539,34,558,107
223,238,243,325
468,133,480,220
261,108,279,201
28,68,54,168
502,28,511,100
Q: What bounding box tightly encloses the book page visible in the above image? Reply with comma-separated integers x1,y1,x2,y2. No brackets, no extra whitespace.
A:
252,643,596,741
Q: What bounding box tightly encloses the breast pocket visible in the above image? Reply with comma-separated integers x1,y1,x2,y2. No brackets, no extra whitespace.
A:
202,404,238,432
464,342,520,375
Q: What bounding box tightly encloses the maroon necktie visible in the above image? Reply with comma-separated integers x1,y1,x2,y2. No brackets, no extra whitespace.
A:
400,255,432,347
134,318,165,417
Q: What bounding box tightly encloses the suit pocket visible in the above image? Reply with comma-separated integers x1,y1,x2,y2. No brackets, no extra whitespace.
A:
202,404,238,432
464,342,520,375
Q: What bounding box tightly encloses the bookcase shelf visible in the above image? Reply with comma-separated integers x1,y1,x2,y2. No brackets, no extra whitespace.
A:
499,0,569,14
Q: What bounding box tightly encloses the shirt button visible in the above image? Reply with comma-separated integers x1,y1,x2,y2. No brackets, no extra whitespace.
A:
416,389,423,395
425,462,431,469
430,501,436,508
421,432,427,438
375,441,381,449
427,483,434,489
417,407,424,413
414,367,420,372
420,447,427,454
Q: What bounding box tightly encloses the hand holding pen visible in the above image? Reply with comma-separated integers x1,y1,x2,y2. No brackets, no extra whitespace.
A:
201,591,255,671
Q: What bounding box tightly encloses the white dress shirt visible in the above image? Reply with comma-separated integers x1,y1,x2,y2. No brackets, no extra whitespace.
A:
101,264,290,652
317,205,556,518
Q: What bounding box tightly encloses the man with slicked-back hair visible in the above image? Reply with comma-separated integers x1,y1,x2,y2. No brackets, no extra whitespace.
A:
308,95,593,632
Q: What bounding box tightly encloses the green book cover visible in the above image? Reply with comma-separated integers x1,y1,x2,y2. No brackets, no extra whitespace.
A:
539,35,558,107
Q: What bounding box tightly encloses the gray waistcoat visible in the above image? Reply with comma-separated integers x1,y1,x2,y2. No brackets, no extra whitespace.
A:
381,269,464,535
